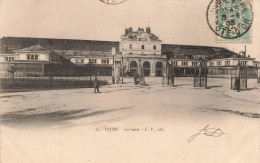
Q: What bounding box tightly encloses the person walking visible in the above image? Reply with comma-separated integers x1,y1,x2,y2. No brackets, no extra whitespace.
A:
134,73,138,85
93,75,100,93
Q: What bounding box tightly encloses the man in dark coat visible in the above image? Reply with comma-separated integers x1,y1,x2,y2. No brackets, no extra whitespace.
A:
134,73,138,85
93,75,100,93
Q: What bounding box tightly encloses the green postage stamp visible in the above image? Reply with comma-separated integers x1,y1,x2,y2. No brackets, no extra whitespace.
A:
207,0,253,43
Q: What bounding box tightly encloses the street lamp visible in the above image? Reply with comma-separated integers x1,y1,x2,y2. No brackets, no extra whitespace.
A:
165,58,169,85
138,59,141,77
111,47,116,84
121,55,124,84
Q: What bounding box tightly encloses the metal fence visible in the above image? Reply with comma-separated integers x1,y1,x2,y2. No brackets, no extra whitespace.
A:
0,73,110,90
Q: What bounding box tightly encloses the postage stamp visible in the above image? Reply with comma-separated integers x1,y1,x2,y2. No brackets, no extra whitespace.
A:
207,0,253,43
99,0,127,5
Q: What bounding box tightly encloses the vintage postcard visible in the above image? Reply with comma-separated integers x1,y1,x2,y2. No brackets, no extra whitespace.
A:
0,0,259,162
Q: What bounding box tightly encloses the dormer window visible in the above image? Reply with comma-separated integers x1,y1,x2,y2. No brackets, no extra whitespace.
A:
27,54,39,60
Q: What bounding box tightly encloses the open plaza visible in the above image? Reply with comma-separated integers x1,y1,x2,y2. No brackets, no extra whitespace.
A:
0,76,259,162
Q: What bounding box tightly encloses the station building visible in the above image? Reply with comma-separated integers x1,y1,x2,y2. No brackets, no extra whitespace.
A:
0,27,258,78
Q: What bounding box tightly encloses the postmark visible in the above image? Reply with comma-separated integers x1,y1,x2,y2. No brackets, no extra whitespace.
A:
99,0,127,5
206,0,253,43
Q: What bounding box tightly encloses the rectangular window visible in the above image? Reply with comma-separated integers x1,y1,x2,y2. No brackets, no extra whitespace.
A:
182,61,188,66
240,61,247,65
210,62,214,66
27,54,38,61
225,61,230,66
192,62,198,66
172,61,178,66
5,57,8,61
89,59,96,64
141,45,144,49
153,45,156,50
129,44,132,49
217,61,221,66
102,59,109,64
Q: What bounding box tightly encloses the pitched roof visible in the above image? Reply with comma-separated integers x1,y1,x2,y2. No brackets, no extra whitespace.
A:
18,44,49,51
161,44,239,59
0,36,243,60
0,37,119,52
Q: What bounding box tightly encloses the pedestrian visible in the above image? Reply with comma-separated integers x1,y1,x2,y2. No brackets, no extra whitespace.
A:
134,73,138,85
93,75,100,93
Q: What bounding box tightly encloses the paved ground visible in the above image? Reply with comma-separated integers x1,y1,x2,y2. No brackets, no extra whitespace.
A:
0,77,260,163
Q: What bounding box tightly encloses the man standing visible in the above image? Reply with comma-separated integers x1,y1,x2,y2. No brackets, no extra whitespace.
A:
134,73,138,85
93,75,100,93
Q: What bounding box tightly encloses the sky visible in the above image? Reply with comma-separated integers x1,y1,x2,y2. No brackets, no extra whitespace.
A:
0,0,259,60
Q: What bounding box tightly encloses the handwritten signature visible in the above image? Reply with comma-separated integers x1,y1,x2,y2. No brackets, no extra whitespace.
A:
188,125,223,143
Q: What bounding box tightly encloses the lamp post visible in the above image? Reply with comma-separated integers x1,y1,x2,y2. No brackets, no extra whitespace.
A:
138,59,141,77
111,47,116,84
121,55,124,84
199,58,202,87
165,58,169,85
237,61,241,92
204,59,208,89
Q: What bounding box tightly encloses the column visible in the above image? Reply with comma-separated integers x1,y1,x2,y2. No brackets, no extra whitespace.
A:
150,60,156,76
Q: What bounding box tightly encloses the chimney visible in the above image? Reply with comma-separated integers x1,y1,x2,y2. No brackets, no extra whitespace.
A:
138,27,144,32
4,45,8,53
146,27,151,33
125,28,129,35
128,27,133,33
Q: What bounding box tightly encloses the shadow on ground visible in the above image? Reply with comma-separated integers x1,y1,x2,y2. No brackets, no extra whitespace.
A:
246,87,259,91
0,107,130,128
207,85,223,89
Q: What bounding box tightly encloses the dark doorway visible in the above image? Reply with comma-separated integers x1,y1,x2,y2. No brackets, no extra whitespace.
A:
156,62,163,76
130,61,138,75
143,61,150,76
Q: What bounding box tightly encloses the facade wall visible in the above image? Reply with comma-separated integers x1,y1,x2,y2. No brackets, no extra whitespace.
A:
15,52,50,61
209,59,254,67
125,58,166,76
120,41,161,56
70,57,116,65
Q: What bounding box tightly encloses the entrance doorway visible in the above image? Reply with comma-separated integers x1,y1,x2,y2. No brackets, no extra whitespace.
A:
143,61,150,76
130,61,138,75
156,62,163,76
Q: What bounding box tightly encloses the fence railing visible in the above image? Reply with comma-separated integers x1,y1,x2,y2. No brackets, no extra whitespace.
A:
0,73,110,90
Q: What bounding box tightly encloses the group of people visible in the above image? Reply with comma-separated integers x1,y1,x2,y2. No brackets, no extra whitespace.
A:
93,73,146,93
